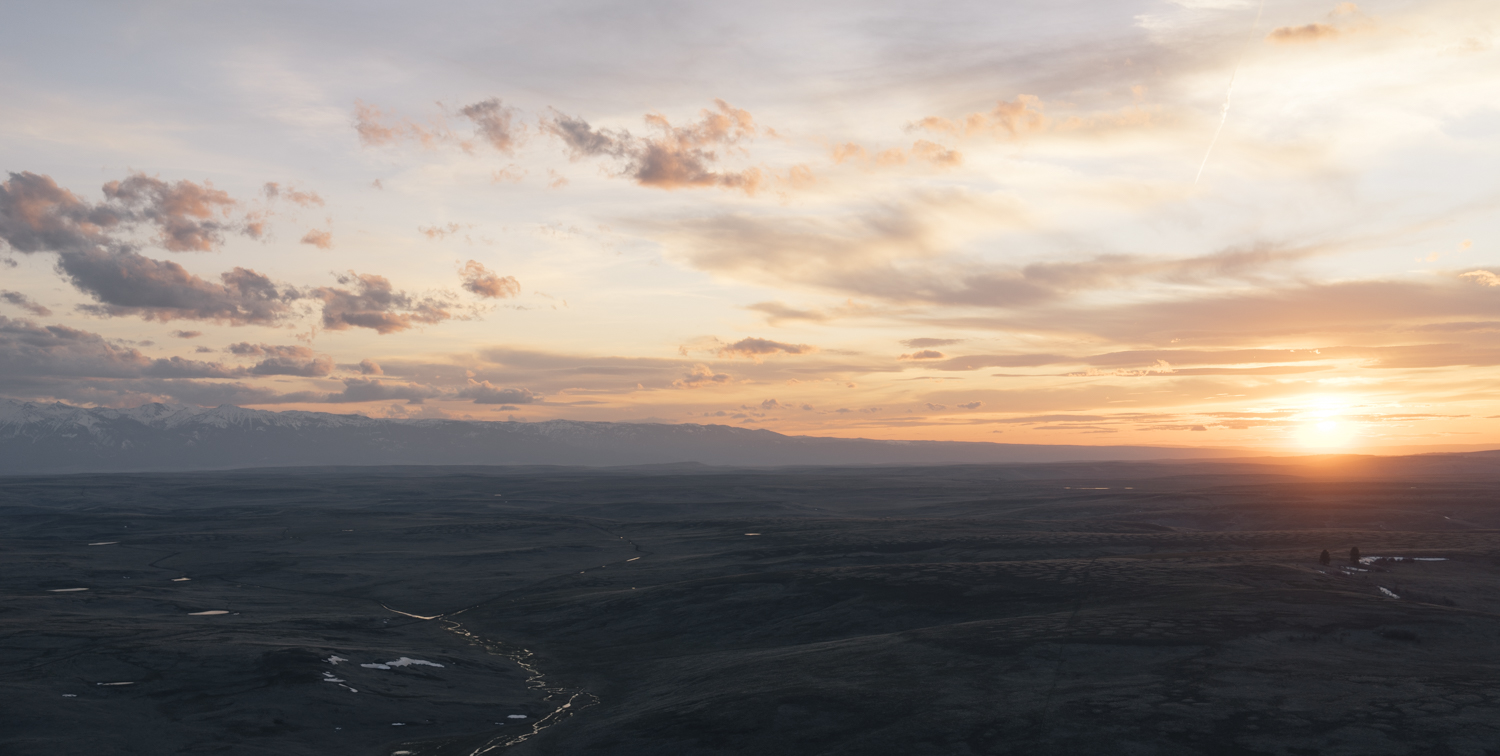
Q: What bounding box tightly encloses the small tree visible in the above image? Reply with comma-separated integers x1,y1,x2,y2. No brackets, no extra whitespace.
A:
1350,546,1361,564
1319,550,1331,566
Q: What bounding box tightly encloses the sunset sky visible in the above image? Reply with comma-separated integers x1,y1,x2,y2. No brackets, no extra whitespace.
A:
2,0,1498,452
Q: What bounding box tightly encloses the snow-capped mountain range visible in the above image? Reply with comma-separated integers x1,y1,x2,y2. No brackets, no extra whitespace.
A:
0,399,1244,474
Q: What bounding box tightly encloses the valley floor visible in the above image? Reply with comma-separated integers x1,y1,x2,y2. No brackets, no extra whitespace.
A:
3,458,1499,755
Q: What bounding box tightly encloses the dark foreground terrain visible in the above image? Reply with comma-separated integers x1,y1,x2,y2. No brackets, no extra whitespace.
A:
3,452,1500,755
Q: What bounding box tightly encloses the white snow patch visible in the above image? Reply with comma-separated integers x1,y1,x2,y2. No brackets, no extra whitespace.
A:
62,694,77,697
744,533,761,536
325,655,348,665
508,714,528,719
1361,555,1450,564
49,588,88,592
172,578,191,582
1379,587,1400,599
88,542,117,546
361,663,390,669
188,610,229,616
384,657,443,668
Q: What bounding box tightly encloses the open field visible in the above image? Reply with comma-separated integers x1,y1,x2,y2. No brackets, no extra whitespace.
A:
3,453,1500,755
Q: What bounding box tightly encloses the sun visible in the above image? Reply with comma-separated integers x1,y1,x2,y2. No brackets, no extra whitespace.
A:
1293,397,1359,450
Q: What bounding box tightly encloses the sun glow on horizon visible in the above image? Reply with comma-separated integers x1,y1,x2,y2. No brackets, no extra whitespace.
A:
1292,396,1361,450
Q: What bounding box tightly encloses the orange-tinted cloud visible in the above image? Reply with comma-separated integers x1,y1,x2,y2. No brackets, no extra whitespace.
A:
459,260,520,299
300,229,332,249
459,98,521,154
832,140,961,170
419,222,466,240
909,140,962,167
1462,270,1500,287
1266,23,1341,44
1266,4,1368,44
543,100,766,193
914,94,1152,144
831,143,868,164
101,173,242,252
262,182,325,208
917,95,1048,139
355,97,523,153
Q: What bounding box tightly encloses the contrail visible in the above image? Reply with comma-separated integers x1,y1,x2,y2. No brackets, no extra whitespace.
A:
1195,0,1267,184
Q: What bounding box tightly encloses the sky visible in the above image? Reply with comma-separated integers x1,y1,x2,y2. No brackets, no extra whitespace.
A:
2,0,1498,453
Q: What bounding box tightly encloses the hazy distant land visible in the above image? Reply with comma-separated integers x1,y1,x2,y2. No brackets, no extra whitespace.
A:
0,400,1267,475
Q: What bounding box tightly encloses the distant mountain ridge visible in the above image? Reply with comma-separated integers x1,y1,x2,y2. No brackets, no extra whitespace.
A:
0,399,1252,474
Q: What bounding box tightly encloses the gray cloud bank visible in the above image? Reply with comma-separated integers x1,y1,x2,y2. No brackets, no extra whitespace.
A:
0,172,475,334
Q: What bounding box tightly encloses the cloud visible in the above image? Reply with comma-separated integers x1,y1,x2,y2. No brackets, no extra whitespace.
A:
456,379,539,404
0,290,50,317
459,260,520,299
420,222,466,240
313,272,456,334
0,316,242,385
100,174,245,252
1030,280,1500,343
925,403,946,411
716,337,816,360
0,172,300,324
673,363,730,388
745,299,875,325
300,229,333,249
915,95,1048,139
459,98,521,153
958,401,984,410
1266,23,1341,44
299,377,441,405
0,318,462,407
902,338,963,348
170,330,201,338
1266,5,1368,44
913,94,1154,145
262,183,324,208
543,100,765,193
227,343,333,377
355,97,526,154
1,170,258,255
664,196,1345,312
358,359,383,375
832,139,963,169
899,350,945,361
1461,270,1500,287
353,100,434,148
66,250,301,324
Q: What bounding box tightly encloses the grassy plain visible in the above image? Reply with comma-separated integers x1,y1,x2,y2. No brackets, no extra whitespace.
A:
3,453,1498,755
